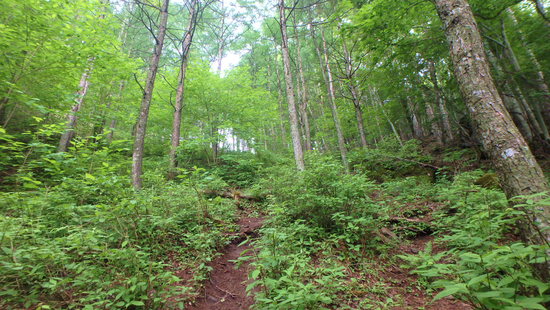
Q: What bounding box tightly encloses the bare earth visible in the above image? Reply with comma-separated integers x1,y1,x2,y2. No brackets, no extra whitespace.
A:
188,216,263,310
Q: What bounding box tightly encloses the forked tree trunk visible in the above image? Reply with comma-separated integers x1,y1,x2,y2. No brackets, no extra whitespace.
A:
169,0,198,173
278,0,304,170
341,40,367,148
433,0,550,264
131,0,170,189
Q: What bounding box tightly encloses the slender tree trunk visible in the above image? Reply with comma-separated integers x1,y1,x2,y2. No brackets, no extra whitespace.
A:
58,61,93,152
484,45,533,142
106,81,125,144
371,85,403,146
501,18,550,142
295,70,306,148
406,96,423,139
506,8,550,130
169,0,198,173
274,54,287,149
428,61,453,142
342,40,367,148
320,27,348,171
131,0,170,189
292,12,312,151
533,0,550,25
433,0,550,264
278,0,304,170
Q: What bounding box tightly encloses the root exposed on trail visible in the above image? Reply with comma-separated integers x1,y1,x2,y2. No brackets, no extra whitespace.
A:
188,215,263,310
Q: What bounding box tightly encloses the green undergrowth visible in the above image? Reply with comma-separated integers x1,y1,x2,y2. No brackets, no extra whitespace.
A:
246,151,550,309
0,126,240,309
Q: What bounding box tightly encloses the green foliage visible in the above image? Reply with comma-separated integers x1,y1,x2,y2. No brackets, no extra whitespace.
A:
259,153,374,230
211,151,265,188
399,190,550,310
0,126,237,309
245,222,346,309
349,139,433,182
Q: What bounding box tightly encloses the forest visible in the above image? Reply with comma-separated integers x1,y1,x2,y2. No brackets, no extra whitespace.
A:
2,0,550,309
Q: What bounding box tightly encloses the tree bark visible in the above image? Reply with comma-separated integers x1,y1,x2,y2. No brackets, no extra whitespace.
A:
274,58,287,148
278,0,304,170
428,61,453,142
500,18,550,142
292,12,312,151
169,0,198,173
58,61,93,152
341,40,368,148
320,26,349,171
484,45,533,142
533,0,550,25
131,0,170,190
433,0,550,259
406,96,423,139
506,9,550,132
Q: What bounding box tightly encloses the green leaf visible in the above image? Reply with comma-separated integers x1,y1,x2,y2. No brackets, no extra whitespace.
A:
467,274,487,287
85,173,95,180
130,301,145,306
433,284,467,301
473,291,502,299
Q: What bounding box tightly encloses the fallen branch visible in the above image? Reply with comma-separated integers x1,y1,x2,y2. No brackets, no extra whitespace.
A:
202,190,265,202
209,278,239,297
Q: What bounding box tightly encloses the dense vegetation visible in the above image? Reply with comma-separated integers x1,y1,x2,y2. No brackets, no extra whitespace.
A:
2,0,550,309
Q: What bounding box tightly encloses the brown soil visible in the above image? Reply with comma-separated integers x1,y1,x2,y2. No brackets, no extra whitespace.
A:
187,215,263,310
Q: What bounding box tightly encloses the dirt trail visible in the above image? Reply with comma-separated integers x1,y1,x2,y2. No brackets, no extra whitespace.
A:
188,215,263,310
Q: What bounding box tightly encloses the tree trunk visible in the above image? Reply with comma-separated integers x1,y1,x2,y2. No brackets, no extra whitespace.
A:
506,8,550,131
58,61,93,152
433,0,550,262
370,85,403,146
342,40,367,148
278,0,304,170
428,61,453,142
131,0,170,190
320,26,349,171
406,96,423,139
484,45,533,142
169,0,198,173
292,12,312,151
533,0,550,25
501,18,550,142
274,52,287,149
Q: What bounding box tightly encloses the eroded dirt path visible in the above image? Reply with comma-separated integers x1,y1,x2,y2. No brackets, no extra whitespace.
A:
188,215,263,310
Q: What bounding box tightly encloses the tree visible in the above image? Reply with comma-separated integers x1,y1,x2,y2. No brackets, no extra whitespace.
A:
432,0,550,263
169,0,200,173
131,0,170,190
278,0,304,171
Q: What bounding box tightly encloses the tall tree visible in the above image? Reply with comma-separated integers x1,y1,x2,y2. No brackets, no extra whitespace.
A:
432,0,550,264
292,11,312,151
131,0,170,190
319,26,349,171
169,0,200,173
278,0,304,170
